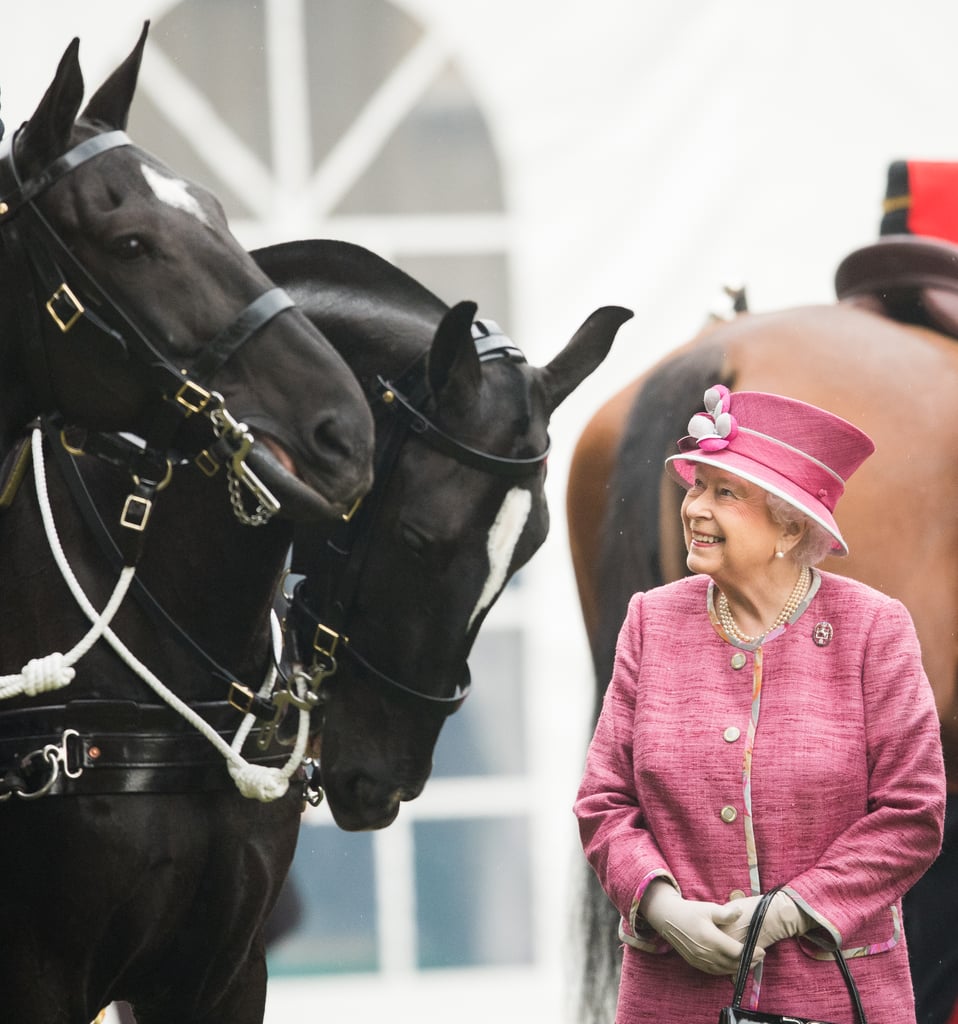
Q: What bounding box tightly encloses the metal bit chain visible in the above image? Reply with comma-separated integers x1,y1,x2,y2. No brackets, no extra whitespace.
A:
227,469,274,526
209,403,280,527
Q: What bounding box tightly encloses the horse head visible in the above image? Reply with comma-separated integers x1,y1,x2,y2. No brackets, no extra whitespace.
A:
257,240,632,829
0,26,373,522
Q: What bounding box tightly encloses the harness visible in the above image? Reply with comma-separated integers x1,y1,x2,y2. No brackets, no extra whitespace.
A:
274,320,549,749
0,125,290,526
0,124,311,802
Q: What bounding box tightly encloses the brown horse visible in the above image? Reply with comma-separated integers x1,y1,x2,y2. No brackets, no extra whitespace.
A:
566,285,958,1024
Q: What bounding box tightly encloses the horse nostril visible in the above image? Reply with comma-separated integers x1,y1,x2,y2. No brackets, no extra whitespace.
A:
312,410,374,467
310,414,349,461
342,771,399,810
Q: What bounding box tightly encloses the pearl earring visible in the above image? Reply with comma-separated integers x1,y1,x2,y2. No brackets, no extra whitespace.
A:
774,550,784,559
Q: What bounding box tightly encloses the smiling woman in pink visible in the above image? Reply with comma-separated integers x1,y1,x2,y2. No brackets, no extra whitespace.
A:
574,385,946,1024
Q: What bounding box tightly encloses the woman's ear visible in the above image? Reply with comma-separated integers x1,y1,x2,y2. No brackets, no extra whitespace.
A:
781,517,808,554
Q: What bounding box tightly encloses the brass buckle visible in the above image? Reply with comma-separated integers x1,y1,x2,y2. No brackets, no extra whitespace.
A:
194,449,221,476
119,493,152,532
46,283,84,333
175,379,213,415
312,623,342,659
341,495,363,523
228,682,256,715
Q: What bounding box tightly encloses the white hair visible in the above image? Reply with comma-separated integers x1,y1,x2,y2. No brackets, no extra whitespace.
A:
765,493,835,566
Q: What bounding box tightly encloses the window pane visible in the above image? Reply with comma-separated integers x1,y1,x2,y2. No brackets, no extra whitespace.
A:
304,0,423,166
414,816,533,968
432,628,526,778
336,64,504,214
267,827,378,976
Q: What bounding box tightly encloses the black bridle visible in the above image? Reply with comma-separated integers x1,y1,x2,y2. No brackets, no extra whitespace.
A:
0,125,296,518
0,124,305,799
281,320,549,722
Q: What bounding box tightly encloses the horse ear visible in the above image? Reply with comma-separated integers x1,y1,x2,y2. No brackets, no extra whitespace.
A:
540,306,633,413
427,300,481,404
15,38,84,172
81,22,150,130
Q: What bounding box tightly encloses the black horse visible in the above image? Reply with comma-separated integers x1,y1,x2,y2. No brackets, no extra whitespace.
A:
2,226,628,1022
254,239,634,831
0,24,373,512
0,28,374,1024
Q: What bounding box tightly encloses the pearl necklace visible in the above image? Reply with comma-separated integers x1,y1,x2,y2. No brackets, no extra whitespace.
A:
717,566,811,645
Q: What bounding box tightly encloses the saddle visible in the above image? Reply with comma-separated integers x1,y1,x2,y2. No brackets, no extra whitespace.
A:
836,159,958,340
835,235,958,341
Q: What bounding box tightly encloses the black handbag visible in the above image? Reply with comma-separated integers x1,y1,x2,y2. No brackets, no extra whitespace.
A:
719,885,868,1024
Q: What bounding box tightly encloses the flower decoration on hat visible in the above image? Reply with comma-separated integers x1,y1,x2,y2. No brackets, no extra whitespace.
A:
687,385,738,451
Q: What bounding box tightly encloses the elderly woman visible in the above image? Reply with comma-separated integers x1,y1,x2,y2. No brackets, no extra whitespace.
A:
574,385,945,1024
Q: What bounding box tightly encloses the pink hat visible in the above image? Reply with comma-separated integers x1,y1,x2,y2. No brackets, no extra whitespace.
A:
665,385,875,556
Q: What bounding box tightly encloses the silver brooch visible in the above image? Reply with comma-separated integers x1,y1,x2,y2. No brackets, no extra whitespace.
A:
813,622,834,647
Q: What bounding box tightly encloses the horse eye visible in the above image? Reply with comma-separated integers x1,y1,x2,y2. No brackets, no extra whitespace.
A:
111,235,149,261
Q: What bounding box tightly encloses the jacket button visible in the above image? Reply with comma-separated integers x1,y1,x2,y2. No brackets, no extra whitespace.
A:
720,805,738,823
729,889,747,901
723,726,741,743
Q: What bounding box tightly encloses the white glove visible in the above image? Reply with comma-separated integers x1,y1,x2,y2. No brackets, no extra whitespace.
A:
720,891,813,951
639,879,763,976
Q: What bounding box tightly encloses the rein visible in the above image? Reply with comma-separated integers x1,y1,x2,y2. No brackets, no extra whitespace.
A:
0,126,291,524
279,320,548,728
0,425,310,803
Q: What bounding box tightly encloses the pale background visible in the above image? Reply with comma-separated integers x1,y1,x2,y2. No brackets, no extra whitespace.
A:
4,2,958,1021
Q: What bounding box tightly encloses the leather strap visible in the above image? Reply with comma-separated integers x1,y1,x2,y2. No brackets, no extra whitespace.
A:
189,287,295,383
0,700,293,797
0,131,132,217
375,373,550,478
39,418,276,720
730,886,867,1024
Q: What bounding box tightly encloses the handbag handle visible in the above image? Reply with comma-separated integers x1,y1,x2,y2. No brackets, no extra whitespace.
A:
730,885,868,1024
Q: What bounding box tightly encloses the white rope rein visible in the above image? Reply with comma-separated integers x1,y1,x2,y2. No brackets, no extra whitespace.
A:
0,428,137,700
0,426,310,802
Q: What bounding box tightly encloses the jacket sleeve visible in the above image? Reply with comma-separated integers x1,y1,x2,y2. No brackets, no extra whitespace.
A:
787,596,945,950
574,593,675,941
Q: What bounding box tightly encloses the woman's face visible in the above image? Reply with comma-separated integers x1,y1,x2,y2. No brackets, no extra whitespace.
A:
680,464,784,586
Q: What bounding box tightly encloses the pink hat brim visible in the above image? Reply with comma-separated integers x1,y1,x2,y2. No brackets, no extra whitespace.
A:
665,449,849,556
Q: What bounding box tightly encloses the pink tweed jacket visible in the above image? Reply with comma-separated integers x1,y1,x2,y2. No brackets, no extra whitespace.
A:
575,571,945,1024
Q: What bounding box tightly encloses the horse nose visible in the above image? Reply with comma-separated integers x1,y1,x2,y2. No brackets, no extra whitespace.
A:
305,406,375,503
312,403,374,463
348,771,404,810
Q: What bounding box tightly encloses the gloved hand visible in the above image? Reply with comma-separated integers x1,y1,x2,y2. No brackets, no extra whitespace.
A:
639,879,763,976
720,891,813,951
